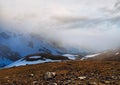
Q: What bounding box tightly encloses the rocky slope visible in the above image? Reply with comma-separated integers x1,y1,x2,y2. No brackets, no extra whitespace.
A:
84,49,120,61
0,60,120,85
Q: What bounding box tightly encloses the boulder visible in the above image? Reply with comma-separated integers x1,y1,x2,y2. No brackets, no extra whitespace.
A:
44,72,56,80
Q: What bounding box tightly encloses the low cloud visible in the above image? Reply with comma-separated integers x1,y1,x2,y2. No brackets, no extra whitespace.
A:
0,0,120,52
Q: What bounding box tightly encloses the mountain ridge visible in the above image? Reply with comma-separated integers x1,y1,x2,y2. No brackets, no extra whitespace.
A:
0,29,88,68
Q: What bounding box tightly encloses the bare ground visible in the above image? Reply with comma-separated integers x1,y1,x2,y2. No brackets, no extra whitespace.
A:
0,60,120,85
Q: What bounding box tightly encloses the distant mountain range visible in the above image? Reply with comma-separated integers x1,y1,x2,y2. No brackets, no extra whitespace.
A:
0,29,87,67
0,28,120,68
4,48,120,68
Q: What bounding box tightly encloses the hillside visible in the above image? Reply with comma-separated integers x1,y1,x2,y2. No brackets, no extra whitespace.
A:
0,60,120,85
0,29,87,68
5,53,75,68
84,49,120,61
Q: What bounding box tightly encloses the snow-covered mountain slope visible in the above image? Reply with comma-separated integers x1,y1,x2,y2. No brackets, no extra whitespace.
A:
5,57,55,68
5,53,78,68
0,30,64,67
0,31,63,56
0,28,89,67
0,57,13,67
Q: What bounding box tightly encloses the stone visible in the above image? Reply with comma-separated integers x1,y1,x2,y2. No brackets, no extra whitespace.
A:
32,81,38,85
29,73,34,77
63,80,71,85
52,83,57,85
44,72,56,80
111,76,118,80
104,80,110,84
78,76,86,80
98,82,105,85
7,80,10,83
88,81,98,85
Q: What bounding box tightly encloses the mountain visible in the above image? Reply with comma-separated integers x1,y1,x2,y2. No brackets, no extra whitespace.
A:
82,49,120,61
0,29,86,68
5,53,80,68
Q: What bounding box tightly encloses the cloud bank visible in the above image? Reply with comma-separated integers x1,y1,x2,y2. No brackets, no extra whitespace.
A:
0,0,120,52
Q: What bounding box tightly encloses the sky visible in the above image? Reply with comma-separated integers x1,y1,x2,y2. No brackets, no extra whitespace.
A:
0,0,120,52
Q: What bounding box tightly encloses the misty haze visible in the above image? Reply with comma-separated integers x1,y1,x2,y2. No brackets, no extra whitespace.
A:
1,0,120,51
0,0,120,85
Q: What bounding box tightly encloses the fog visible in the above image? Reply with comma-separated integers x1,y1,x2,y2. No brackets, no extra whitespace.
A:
0,0,120,52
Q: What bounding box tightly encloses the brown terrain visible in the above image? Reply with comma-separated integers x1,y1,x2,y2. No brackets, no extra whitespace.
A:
0,60,120,85
86,49,120,61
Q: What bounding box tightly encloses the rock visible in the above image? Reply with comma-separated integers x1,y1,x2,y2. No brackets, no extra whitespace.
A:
88,81,98,85
78,82,84,85
78,76,86,80
44,72,56,80
7,80,10,83
51,83,57,85
98,82,105,85
32,81,38,85
99,80,110,85
67,80,72,83
111,76,118,80
29,73,34,77
104,80,110,84
63,80,71,85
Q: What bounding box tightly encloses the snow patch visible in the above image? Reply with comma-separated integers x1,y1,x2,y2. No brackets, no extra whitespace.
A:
81,53,101,60
85,53,100,58
5,58,60,68
62,54,78,60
